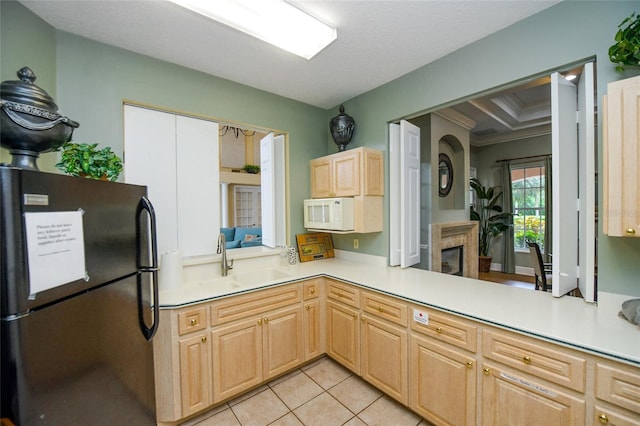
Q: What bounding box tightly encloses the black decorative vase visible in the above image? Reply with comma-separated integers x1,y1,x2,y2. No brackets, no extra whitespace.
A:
329,105,355,151
0,67,79,170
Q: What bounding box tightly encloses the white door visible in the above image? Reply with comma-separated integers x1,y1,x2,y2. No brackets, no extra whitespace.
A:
260,133,286,248
389,120,421,267
577,62,596,303
551,73,578,297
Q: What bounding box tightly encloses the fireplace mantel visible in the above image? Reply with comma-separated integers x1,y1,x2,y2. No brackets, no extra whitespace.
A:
430,221,479,279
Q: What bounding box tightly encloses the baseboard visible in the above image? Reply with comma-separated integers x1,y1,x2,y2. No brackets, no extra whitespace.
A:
490,263,535,277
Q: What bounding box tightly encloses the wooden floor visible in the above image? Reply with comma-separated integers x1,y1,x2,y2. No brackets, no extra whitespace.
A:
478,271,536,290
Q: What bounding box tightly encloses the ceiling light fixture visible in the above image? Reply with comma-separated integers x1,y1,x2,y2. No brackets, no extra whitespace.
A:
564,74,577,81
168,0,337,60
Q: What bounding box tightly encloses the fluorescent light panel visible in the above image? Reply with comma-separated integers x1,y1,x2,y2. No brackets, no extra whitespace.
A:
169,0,337,60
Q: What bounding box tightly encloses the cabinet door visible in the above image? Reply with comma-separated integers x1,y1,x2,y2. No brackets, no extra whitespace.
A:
304,300,323,360
410,334,476,426
179,333,211,416
310,157,333,198
363,148,384,196
482,363,585,426
263,305,304,380
333,150,361,196
603,76,640,237
211,317,263,402
361,315,407,405
326,300,360,373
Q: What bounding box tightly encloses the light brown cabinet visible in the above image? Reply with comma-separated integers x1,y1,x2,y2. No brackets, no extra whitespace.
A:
155,277,640,425
410,334,476,425
481,362,585,425
310,147,383,198
593,360,640,425
408,305,478,425
179,332,211,416
603,75,640,237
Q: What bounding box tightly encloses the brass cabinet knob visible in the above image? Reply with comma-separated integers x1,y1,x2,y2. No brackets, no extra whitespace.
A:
190,319,197,326
483,368,490,375
598,413,609,424
264,318,269,324
305,305,310,311
625,228,636,236
310,288,315,294
201,336,207,343
523,356,532,364
258,319,262,325
378,306,384,313
435,327,442,333
466,361,473,368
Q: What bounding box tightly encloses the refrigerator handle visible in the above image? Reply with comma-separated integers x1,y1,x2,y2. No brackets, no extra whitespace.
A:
136,196,159,341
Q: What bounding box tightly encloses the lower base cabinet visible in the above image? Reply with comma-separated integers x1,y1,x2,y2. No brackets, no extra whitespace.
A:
409,334,476,425
179,332,212,417
211,305,303,402
326,300,360,373
482,362,585,425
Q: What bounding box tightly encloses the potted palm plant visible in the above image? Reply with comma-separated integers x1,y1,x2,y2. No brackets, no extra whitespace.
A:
56,142,123,181
470,177,513,272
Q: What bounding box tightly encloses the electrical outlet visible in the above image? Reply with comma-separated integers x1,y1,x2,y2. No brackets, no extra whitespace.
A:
353,239,359,249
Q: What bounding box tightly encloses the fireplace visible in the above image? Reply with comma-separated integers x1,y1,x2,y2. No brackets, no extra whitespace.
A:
430,221,478,279
441,246,463,276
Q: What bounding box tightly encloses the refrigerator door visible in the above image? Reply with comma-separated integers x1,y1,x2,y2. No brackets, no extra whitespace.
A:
1,167,151,315
1,274,156,425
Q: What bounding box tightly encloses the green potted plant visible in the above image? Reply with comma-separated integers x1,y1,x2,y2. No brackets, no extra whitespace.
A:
609,12,640,73
243,164,260,174
470,177,513,272
56,142,123,181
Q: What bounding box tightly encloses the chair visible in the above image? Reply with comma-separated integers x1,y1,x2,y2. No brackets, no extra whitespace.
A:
527,241,552,291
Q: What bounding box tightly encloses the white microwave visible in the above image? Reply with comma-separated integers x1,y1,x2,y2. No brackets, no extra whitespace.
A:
303,198,354,231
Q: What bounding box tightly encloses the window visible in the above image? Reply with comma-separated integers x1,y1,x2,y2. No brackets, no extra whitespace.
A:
511,164,546,252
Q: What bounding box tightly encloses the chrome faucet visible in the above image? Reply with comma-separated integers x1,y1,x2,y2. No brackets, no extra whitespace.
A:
217,233,234,276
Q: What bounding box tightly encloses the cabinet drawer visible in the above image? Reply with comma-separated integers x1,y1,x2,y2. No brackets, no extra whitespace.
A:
410,305,477,353
595,362,640,414
483,329,586,392
210,284,301,325
361,291,407,326
326,279,359,308
303,278,322,301
177,306,207,336
593,406,640,426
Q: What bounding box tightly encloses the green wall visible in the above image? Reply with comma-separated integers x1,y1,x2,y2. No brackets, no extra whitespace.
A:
329,1,640,296
2,1,639,296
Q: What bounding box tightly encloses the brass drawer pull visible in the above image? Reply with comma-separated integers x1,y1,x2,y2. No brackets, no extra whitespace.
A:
626,228,636,235
309,288,315,294
483,368,490,375
598,413,609,424
466,361,473,368
378,306,384,313
523,356,532,364
190,319,197,326
435,327,442,333
305,305,310,311
201,336,207,343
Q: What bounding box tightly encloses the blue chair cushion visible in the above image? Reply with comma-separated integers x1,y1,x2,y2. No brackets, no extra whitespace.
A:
220,227,235,242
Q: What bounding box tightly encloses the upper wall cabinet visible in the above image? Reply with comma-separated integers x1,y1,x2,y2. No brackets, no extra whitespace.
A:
124,105,220,255
603,76,640,237
310,147,384,198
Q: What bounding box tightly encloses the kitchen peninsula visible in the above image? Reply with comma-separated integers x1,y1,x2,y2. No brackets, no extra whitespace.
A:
154,251,640,425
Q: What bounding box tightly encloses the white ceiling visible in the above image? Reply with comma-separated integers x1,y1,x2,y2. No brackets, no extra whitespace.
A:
20,0,561,111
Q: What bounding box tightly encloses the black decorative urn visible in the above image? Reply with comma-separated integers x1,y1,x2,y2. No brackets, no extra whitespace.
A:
329,104,355,151
0,67,79,170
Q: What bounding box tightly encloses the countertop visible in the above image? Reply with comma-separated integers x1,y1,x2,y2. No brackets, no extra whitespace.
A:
159,254,640,366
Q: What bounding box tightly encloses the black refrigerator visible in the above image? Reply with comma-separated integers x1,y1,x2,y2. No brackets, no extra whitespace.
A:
0,166,159,425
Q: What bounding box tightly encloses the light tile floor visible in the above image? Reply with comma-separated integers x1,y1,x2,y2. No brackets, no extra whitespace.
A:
182,357,431,426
